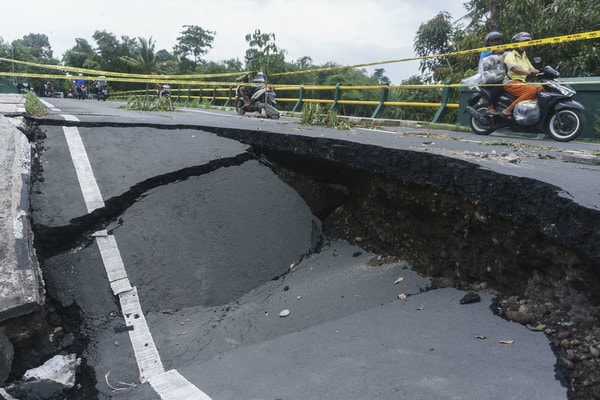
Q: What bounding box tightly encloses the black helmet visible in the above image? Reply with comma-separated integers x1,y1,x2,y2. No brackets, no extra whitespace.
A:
484,31,503,46
511,32,532,43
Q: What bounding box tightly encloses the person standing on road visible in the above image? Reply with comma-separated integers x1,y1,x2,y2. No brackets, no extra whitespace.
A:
501,32,542,119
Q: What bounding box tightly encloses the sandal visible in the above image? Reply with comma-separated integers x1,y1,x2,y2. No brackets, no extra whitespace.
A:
501,111,513,120
487,109,499,115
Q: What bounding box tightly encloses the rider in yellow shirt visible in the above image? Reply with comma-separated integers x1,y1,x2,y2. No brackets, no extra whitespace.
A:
502,32,543,118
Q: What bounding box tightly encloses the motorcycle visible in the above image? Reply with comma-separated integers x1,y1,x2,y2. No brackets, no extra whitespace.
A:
96,80,109,101
234,73,280,119
464,60,585,142
43,82,54,98
75,83,87,100
158,84,171,98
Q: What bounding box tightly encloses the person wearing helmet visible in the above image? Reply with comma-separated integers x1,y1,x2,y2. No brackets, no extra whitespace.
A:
479,31,505,115
501,32,542,118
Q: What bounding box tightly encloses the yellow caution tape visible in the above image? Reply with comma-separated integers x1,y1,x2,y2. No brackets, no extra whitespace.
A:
1,30,598,82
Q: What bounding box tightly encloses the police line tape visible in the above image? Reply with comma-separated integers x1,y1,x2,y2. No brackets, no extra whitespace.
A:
273,30,600,77
1,30,599,83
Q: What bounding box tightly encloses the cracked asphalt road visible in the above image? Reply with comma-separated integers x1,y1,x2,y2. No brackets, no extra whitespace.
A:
20,97,600,399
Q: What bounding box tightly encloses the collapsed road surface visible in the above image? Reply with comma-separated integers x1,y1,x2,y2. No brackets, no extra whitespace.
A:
2,97,600,399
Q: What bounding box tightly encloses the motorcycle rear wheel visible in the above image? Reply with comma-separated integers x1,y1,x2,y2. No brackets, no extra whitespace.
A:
546,109,584,142
469,105,495,135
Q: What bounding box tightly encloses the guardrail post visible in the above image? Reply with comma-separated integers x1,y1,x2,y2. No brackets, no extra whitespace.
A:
331,84,341,110
210,87,217,105
198,87,203,105
432,80,452,123
187,88,191,102
292,85,304,112
223,87,233,107
371,86,389,118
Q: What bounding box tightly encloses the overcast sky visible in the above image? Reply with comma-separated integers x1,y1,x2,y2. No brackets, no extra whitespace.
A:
3,0,467,84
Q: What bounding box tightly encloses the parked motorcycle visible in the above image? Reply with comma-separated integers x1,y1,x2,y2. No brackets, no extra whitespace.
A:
234,72,280,119
464,61,585,142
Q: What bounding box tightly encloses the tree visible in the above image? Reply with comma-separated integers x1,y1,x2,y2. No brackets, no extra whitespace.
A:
372,68,391,85
9,34,59,94
462,0,600,77
244,29,287,80
17,33,55,61
413,12,463,83
63,38,97,69
120,37,158,75
173,25,215,72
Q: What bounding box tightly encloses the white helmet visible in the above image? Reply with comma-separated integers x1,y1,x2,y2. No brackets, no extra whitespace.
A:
253,72,266,83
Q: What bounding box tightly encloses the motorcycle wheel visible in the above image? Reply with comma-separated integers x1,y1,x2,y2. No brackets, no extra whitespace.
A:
469,105,495,135
234,100,246,115
264,103,280,119
545,109,584,142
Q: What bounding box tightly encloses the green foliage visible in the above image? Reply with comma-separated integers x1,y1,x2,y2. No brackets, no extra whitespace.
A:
381,75,440,122
462,0,600,77
413,12,466,83
24,91,47,116
244,29,287,77
173,25,215,72
120,37,158,74
124,95,175,111
300,104,350,130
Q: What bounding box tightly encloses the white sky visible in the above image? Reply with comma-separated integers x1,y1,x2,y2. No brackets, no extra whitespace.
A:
2,0,467,84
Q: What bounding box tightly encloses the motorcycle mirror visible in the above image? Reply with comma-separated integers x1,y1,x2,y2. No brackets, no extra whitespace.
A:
532,57,542,66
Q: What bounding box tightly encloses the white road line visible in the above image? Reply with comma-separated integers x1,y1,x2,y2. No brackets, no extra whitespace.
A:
38,98,61,112
63,126,105,213
60,116,212,399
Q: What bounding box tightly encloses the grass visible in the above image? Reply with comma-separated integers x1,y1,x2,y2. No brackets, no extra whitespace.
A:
24,91,47,116
123,95,175,111
300,104,351,129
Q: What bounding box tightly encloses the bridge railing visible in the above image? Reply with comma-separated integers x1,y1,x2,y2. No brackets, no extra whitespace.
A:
112,82,459,123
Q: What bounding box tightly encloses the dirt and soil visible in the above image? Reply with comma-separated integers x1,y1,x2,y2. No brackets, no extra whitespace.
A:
267,149,600,400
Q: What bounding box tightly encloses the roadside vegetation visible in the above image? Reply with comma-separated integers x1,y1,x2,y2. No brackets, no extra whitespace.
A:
124,95,175,112
24,91,47,116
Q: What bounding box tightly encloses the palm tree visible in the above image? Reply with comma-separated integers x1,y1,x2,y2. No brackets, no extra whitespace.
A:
120,37,160,92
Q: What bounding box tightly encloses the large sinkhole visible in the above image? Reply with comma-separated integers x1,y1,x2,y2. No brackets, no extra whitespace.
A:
12,123,600,399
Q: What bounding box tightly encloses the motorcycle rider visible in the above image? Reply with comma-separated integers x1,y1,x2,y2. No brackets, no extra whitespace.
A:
74,73,87,98
501,32,542,119
479,31,505,115
235,72,266,108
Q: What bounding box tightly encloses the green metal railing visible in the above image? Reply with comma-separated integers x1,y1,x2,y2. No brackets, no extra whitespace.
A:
111,82,458,123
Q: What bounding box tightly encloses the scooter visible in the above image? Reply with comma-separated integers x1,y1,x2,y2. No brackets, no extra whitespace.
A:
234,73,280,119
159,84,171,98
43,83,54,98
75,84,87,100
464,61,585,142
96,81,109,101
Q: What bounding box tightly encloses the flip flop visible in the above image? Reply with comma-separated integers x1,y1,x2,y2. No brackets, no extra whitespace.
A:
501,112,513,120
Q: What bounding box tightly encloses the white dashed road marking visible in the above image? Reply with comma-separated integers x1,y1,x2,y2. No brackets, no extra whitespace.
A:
60,114,212,399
